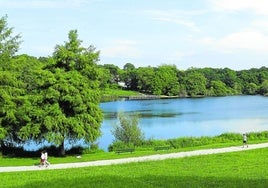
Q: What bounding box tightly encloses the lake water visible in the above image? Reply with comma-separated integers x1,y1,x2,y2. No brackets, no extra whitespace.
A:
97,95,268,150
23,95,268,151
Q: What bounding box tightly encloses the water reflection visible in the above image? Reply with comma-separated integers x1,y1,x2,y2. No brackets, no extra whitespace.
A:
104,111,186,119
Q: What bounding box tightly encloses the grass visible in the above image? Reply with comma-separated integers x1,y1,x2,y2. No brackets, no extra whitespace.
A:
1,139,268,167
101,88,141,101
1,147,268,188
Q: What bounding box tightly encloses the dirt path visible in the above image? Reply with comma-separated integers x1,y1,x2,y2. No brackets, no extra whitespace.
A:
1,142,268,173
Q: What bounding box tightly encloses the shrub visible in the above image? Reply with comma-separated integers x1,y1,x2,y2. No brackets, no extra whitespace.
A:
111,112,144,146
108,141,134,152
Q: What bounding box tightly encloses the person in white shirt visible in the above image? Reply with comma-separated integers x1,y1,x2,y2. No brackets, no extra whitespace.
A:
40,152,45,166
243,134,248,148
44,151,50,167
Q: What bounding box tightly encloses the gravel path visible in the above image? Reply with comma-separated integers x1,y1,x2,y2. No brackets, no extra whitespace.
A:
1,142,268,173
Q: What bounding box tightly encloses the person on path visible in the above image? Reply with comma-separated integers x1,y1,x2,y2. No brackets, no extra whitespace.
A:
243,133,248,148
44,151,50,167
40,151,45,166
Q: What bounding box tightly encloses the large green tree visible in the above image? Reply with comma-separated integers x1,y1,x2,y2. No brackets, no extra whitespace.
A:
19,30,103,155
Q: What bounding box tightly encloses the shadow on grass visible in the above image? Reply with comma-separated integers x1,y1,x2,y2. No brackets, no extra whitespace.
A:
9,175,268,188
1,145,85,158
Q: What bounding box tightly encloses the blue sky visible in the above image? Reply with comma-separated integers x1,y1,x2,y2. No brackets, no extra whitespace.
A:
1,0,268,70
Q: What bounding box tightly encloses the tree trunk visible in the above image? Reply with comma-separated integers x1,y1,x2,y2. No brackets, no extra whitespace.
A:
59,141,65,156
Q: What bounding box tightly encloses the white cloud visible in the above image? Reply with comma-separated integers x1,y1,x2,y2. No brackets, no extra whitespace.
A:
100,40,141,59
210,0,268,15
0,0,89,9
144,10,200,31
253,20,268,32
201,30,268,53
165,50,196,63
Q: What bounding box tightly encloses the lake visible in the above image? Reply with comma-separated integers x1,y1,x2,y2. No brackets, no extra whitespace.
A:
23,95,268,151
97,95,268,150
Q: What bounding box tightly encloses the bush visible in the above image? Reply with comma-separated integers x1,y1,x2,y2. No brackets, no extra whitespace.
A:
108,141,135,152
111,112,144,146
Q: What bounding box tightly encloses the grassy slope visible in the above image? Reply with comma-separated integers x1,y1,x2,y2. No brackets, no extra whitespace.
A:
1,147,268,188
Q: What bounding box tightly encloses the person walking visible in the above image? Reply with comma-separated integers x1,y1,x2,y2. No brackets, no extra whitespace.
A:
40,151,45,167
243,133,248,148
44,151,50,167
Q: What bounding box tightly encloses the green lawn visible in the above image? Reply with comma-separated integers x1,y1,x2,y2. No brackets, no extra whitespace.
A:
1,147,268,188
1,140,267,167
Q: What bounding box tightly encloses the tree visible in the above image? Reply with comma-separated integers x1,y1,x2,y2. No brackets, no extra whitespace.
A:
0,70,26,146
101,64,120,86
243,83,258,95
259,80,268,95
0,15,23,148
121,68,138,90
0,55,41,148
123,63,135,71
111,112,144,146
136,66,155,93
0,15,21,63
151,65,180,96
19,30,103,156
209,80,230,96
121,63,138,90
184,71,207,96
219,68,237,88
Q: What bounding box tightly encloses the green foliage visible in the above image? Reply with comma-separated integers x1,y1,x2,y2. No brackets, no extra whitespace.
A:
136,66,155,93
28,30,103,155
138,132,268,149
259,80,268,95
108,141,135,152
0,61,30,145
152,65,180,96
208,80,230,96
99,62,268,97
123,62,135,70
111,112,144,148
0,15,21,63
0,29,103,156
243,82,258,95
184,71,207,96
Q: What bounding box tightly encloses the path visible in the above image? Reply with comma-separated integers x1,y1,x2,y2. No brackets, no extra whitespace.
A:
1,142,268,173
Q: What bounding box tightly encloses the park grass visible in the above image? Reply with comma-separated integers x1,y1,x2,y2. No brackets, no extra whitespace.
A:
0,141,248,167
1,147,268,188
101,88,141,101
1,139,268,167
102,88,140,96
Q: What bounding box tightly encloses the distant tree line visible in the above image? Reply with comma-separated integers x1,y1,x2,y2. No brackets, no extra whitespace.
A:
99,63,268,97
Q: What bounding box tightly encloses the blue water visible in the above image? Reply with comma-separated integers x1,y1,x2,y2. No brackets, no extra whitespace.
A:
97,95,268,150
24,95,268,151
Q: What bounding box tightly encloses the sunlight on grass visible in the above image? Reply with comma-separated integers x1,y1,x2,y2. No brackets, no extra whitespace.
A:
1,148,268,188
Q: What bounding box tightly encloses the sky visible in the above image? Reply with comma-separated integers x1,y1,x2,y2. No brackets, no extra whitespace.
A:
1,0,268,70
